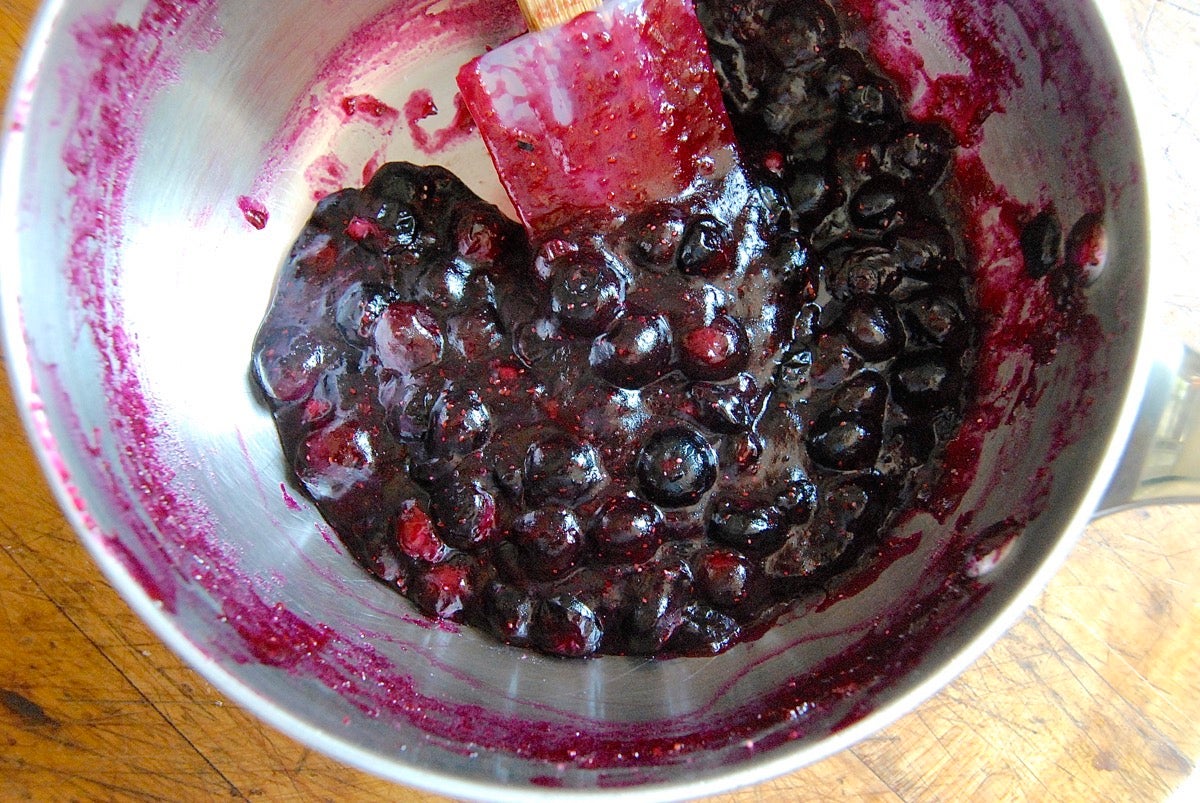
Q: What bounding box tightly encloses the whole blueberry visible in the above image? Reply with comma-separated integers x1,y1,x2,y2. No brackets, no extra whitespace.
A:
679,314,750,381
590,310,673,389
708,497,788,554
806,409,883,471
677,215,732,276
524,433,606,506
426,387,492,458
536,594,604,657
509,507,584,579
549,253,625,335
636,427,718,508
588,495,665,565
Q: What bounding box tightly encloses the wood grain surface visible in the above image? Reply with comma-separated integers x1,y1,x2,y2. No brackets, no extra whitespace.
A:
2,0,1198,800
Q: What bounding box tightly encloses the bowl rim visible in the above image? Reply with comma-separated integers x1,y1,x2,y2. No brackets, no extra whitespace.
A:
0,0,1164,799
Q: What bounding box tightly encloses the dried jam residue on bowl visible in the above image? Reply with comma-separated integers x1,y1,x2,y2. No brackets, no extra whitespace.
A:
252,0,979,657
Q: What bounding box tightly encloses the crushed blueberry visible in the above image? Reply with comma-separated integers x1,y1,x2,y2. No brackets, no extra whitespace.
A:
252,0,978,658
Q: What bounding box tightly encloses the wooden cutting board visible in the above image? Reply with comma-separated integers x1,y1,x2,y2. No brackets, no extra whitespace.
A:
2,0,1198,799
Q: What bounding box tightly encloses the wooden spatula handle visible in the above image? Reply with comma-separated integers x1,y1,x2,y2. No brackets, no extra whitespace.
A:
517,0,601,31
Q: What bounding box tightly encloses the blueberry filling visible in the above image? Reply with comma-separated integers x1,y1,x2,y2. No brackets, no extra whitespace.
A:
252,0,977,657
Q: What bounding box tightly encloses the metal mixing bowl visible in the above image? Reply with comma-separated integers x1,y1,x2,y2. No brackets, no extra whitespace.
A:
1,0,1195,799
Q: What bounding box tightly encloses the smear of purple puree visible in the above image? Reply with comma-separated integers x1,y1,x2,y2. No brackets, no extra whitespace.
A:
58,0,224,614
251,0,523,203
51,0,1130,782
55,1,340,668
403,89,477,156
237,195,269,230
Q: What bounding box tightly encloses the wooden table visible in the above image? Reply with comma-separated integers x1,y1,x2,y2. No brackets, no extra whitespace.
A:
2,1,1198,800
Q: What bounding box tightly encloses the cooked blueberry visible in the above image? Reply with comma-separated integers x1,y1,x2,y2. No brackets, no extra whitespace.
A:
430,477,498,549
829,369,889,418
755,170,792,227
694,547,753,608
309,187,359,229
763,69,838,158
820,46,872,97
536,594,603,657
881,122,955,187
677,215,732,276
509,507,583,579
335,283,401,345
714,0,772,43
415,260,473,310
454,207,516,265
624,561,691,652
668,602,741,656
393,499,449,564
680,314,750,381
366,198,418,253
410,554,478,621
624,204,686,270
809,332,864,389
588,496,664,565
709,497,788,554
253,329,334,404
590,310,673,389
1021,208,1062,278
689,373,760,433
513,317,569,371
806,410,882,470
636,428,718,508
549,254,625,335
775,348,814,394
371,166,466,235
524,434,606,505
491,441,526,501
295,417,385,502
901,290,967,347
770,233,818,294
828,246,903,297
483,582,536,646
762,522,851,580
763,1,839,67
890,350,963,411
885,220,957,278
724,430,764,470
384,382,436,442
849,175,908,231
838,296,905,361
776,468,819,522
824,473,887,535
297,372,338,428
840,79,900,138
446,307,505,360
364,161,428,204
426,387,491,458
786,161,839,226
373,301,443,374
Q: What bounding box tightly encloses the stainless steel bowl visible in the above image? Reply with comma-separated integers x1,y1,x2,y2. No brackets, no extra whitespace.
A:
1,0,1196,799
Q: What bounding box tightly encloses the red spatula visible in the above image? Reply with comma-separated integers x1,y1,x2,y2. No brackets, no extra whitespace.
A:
456,0,739,238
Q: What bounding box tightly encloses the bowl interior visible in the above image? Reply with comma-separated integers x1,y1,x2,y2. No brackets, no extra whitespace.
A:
0,0,1148,797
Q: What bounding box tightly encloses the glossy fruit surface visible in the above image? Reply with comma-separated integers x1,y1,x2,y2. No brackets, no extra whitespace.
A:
252,0,977,657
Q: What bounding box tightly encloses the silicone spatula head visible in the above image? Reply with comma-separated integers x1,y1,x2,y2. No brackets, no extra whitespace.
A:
456,0,739,237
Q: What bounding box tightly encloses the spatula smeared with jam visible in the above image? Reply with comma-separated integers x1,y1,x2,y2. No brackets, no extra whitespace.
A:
456,0,739,236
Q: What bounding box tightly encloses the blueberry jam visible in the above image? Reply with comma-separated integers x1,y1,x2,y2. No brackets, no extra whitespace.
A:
252,0,976,658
